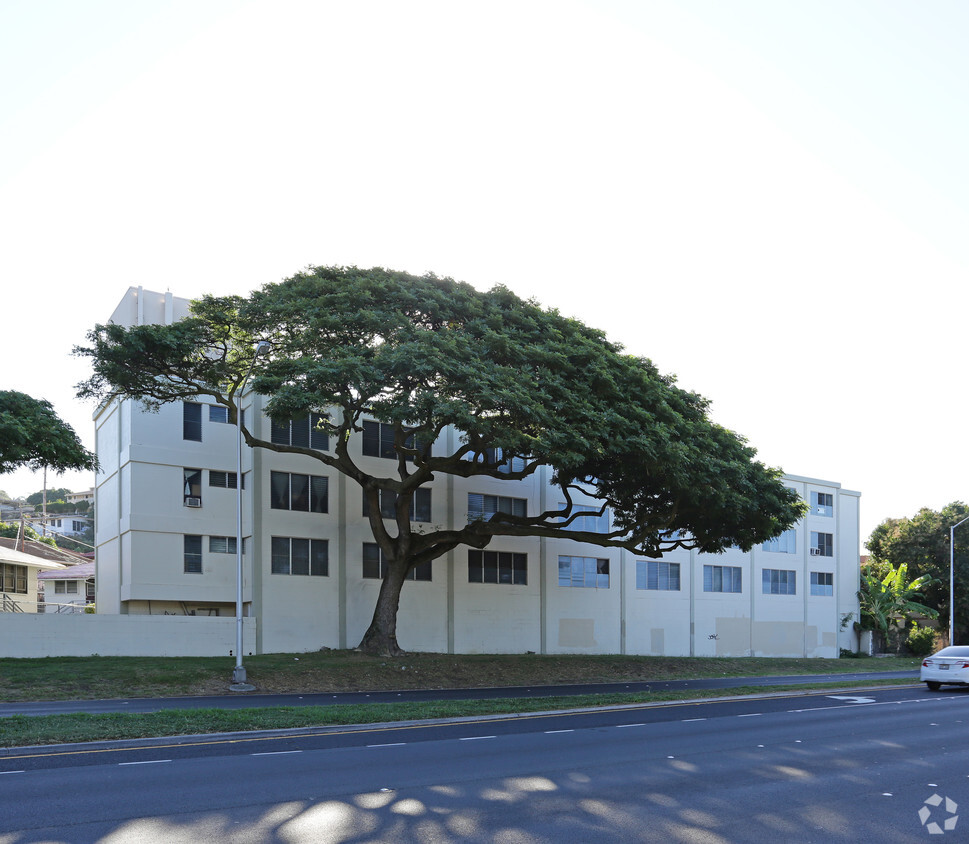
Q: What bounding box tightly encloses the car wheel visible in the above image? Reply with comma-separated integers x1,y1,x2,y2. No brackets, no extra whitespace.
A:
926,681,942,691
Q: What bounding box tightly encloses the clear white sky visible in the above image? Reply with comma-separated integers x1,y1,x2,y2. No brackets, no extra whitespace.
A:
2,0,967,549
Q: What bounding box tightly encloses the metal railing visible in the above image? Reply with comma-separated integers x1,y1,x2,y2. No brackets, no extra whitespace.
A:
0,595,90,614
1,593,25,613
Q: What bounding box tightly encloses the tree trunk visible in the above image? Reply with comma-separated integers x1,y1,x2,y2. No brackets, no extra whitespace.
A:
357,561,409,656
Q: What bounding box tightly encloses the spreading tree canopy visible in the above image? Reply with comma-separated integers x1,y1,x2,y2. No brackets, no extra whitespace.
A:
867,502,969,641
0,391,97,475
75,266,805,655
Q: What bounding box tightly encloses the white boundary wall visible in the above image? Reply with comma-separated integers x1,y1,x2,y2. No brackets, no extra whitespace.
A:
0,614,256,658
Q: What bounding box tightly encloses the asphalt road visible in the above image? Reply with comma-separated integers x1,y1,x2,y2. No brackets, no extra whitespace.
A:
0,669,919,717
2,684,965,842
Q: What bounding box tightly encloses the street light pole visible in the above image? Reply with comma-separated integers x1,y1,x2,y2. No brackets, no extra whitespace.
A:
950,514,969,645
232,340,271,688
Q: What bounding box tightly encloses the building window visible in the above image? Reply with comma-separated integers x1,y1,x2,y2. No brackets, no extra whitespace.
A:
271,412,329,450
183,402,202,441
467,493,527,522
469,447,527,475
208,405,229,424
558,503,610,533
209,536,238,554
763,529,797,554
183,468,202,506
271,537,328,576
362,420,431,460
184,535,203,573
636,560,680,591
270,471,328,513
703,565,742,593
559,555,610,588
468,550,527,585
762,568,797,595
362,543,431,581
54,581,79,594
0,564,27,594
811,571,834,596
363,488,431,522
811,491,834,517
209,470,241,489
811,532,834,557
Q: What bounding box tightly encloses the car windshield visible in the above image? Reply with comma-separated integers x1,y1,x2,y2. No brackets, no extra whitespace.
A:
933,647,969,657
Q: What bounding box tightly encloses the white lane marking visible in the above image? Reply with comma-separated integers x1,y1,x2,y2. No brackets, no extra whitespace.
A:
544,729,574,735
827,696,876,704
789,697,939,714
682,718,707,722
737,713,762,718
0,771,25,775
252,751,303,756
119,760,172,766
367,743,406,748
460,736,496,741
617,723,646,728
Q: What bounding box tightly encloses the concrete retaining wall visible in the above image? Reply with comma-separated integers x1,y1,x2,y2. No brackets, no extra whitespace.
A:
0,614,256,658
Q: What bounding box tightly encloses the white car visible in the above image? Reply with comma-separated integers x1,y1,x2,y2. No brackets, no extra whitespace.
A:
921,646,969,690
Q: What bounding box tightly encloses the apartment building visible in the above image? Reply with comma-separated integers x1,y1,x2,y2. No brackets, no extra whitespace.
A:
93,288,860,657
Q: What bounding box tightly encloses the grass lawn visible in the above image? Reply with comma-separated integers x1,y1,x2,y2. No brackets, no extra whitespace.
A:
0,652,921,748
0,678,918,749
0,650,919,702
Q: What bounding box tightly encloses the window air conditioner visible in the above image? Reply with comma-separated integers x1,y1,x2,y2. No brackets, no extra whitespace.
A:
810,548,821,556
185,497,202,508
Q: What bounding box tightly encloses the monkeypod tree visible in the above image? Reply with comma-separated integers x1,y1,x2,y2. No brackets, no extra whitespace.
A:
0,391,97,475
75,266,805,655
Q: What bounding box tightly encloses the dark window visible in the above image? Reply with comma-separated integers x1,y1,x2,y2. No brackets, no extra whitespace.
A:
362,543,431,581
0,563,28,594
208,405,229,423
468,550,527,585
362,420,431,460
271,412,329,450
209,536,237,554
363,488,432,522
270,472,328,513
271,537,328,576
184,535,203,573
209,470,240,489
183,402,202,441
183,468,202,506
473,447,527,475
467,493,527,522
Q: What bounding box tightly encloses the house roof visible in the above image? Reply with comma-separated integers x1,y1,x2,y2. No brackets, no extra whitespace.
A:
0,544,66,570
38,561,95,580
0,537,86,568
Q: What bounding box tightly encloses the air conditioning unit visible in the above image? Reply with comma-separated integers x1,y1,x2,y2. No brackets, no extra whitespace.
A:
185,497,202,508
810,548,821,556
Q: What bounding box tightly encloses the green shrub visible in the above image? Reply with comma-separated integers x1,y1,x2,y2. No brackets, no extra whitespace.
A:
906,624,937,657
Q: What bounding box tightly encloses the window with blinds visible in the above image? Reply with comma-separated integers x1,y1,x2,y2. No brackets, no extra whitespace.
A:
467,493,527,522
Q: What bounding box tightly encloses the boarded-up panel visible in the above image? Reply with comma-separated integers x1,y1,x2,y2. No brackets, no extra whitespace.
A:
558,618,596,648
